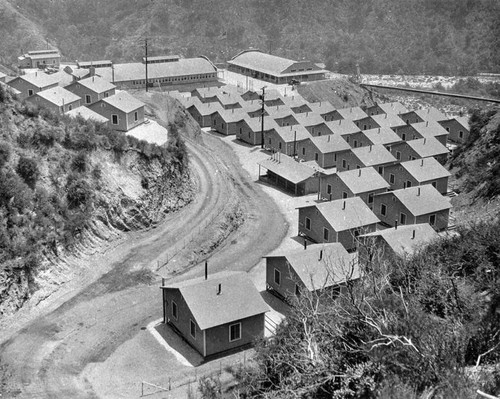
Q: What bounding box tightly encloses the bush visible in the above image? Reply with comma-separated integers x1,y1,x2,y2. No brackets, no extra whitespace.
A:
16,156,40,189
66,178,93,209
0,141,11,169
71,152,89,173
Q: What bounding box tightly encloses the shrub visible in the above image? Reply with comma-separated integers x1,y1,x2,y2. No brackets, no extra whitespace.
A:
71,152,89,173
16,156,40,189
66,178,93,209
0,141,11,169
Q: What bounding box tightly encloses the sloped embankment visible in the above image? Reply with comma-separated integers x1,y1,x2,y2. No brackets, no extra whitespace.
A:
0,86,195,315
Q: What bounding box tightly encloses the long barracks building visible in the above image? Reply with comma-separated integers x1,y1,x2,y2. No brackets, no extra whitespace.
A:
227,49,327,84
93,56,218,89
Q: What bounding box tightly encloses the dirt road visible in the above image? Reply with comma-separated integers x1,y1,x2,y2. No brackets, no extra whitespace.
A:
0,105,288,398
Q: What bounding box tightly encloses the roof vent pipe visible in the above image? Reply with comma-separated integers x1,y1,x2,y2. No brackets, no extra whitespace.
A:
369,145,373,152
378,128,380,133
217,283,221,295
358,168,361,177
304,238,308,250
417,187,421,196
342,201,346,210
205,261,208,280
423,138,426,144
395,221,398,230
412,229,416,239
319,250,323,261
421,158,424,166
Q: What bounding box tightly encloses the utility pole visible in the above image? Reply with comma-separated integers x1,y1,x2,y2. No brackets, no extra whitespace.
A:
260,86,266,149
144,38,149,92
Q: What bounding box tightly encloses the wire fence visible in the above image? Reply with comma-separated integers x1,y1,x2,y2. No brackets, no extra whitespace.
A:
140,350,252,398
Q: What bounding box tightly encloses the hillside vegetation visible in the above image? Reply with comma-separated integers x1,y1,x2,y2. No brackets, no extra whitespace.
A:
0,85,193,315
233,220,500,398
2,0,500,76
450,107,500,199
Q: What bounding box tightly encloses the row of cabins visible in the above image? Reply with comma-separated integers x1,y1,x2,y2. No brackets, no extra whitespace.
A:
6,71,145,131
159,92,462,361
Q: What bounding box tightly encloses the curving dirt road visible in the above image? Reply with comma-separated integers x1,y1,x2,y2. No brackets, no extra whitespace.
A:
0,107,288,398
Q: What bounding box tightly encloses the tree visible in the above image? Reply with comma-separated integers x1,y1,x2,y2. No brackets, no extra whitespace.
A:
16,156,40,189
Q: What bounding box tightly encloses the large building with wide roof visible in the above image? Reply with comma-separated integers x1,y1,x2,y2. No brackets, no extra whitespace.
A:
227,49,327,84
93,56,218,89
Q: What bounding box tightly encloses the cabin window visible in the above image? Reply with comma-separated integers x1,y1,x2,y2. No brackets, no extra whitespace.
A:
190,320,196,338
354,140,358,147
405,180,412,188
134,111,138,122
172,301,178,320
28,89,34,96
314,153,319,161
381,203,387,216
345,136,350,143
85,95,91,104
446,127,450,132
302,147,305,156
342,191,348,199
279,142,282,150
400,212,407,225
363,125,367,131
229,323,241,342
378,166,384,174
396,151,401,160
342,160,347,169
274,269,281,286
305,217,311,230
429,214,436,226
389,174,395,184
402,133,406,140
68,105,72,111
368,193,374,204
327,184,332,195
431,181,437,188
112,114,118,125
323,227,329,241
459,130,464,139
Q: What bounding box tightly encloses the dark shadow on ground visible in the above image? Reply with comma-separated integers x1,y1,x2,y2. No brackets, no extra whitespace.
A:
154,323,204,367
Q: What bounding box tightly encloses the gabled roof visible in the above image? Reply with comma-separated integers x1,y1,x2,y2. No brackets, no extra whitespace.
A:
400,107,446,123
240,116,263,132
400,157,451,182
300,197,380,232
307,101,336,115
162,271,269,330
36,86,81,106
100,91,144,113
362,127,402,146
411,121,449,138
216,107,247,123
0,71,6,79
268,243,360,291
228,49,326,77
294,112,326,127
370,113,406,128
240,101,263,113
360,223,439,257
272,125,311,143
265,105,294,118
14,72,59,89
335,106,368,121
351,145,397,166
378,185,452,216
325,119,361,136
94,57,217,82
370,101,408,115
71,69,91,79
406,137,449,158
453,116,470,129
259,153,316,184
65,106,109,123
337,167,390,194
310,134,351,154
71,76,116,94
187,99,223,116
216,93,243,106
281,94,308,108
